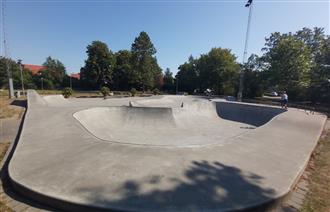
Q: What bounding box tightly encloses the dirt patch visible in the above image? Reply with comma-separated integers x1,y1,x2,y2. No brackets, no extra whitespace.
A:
301,120,330,212
0,142,10,161
0,93,26,119
0,142,13,212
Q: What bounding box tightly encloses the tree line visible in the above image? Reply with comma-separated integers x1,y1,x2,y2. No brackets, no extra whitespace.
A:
0,28,329,104
176,27,330,104
0,56,68,90
80,31,163,91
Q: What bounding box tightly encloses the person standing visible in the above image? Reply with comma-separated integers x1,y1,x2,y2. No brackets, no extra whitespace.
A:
281,91,288,110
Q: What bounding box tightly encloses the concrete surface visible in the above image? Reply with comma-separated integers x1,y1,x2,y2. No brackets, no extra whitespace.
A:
7,90,327,211
73,98,284,147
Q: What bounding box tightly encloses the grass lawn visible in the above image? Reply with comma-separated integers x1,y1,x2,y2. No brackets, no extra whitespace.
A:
301,120,330,212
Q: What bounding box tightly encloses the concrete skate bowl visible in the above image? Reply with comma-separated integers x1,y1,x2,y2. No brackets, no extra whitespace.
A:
73,101,285,147
7,90,327,212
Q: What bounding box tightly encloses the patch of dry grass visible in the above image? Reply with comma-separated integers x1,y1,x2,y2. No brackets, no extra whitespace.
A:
0,97,21,119
0,201,13,212
301,122,330,212
36,89,62,95
0,92,25,119
0,142,13,212
0,142,10,161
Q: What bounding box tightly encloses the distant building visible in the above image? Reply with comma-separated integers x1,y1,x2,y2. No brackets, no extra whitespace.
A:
23,64,78,80
23,64,46,75
70,73,80,80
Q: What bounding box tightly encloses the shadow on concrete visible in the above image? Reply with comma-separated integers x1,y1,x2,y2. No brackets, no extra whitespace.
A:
74,161,277,211
215,101,286,127
10,99,27,108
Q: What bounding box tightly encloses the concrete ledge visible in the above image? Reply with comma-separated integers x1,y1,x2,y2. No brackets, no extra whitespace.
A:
7,90,327,211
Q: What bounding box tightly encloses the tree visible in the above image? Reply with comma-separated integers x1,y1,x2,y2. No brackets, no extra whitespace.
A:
295,28,330,104
295,27,325,57
81,41,114,89
177,49,240,95
260,27,330,103
131,31,156,57
163,68,175,91
262,34,312,100
154,72,164,90
177,56,199,93
0,57,36,90
42,56,66,88
0,57,18,89
112,50,136,90
197,48,239,95
309,36,330,104
131,31,162,90
242,54,264,98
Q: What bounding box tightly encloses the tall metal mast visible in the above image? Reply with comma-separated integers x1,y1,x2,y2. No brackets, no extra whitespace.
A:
1,0,14,98
237,0,253,102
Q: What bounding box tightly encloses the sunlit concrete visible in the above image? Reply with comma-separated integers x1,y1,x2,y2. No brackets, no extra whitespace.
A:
8,90,326,211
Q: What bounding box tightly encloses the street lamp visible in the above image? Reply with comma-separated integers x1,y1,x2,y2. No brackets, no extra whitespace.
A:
17,59,25,96
237,0,254,102
41,77,44,92
176,78,179,95
69,75,72,89
1,1,14,98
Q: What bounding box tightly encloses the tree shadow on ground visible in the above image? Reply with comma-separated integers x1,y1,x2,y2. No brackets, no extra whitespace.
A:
75,160,276,211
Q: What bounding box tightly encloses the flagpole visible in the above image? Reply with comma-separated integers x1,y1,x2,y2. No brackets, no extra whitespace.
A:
237,0,253,102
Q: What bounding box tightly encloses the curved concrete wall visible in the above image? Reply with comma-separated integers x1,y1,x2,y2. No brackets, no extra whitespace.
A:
74,106,175,130
72,101,285,147
215,101,285,127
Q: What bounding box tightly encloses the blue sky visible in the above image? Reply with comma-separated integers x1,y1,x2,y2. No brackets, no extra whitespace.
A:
2,0,330,74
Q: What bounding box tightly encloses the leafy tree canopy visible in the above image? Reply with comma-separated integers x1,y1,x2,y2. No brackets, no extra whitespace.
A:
81,41,114,89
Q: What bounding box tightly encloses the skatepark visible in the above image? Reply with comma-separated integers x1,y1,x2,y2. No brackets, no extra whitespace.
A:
7,90,327,211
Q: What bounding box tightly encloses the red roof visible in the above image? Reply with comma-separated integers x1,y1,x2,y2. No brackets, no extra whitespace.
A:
70,73,80,80
23,64,46,75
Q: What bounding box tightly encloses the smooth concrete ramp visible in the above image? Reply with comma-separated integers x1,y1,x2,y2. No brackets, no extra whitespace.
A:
73,100,283,147
43,94,71,106
7,90,327,211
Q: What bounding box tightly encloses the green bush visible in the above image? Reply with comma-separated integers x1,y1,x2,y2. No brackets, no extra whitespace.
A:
223,83,235,96
130,88,137,96
62,87,73,98
100,86,110,97
153,88,160,95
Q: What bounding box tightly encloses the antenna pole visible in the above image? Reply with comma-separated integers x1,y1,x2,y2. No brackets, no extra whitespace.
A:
1,0,14,98
237,1,253,102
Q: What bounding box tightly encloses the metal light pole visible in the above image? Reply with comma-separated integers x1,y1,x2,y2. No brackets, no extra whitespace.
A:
17,59,25,96
176,78,179,94
69,75,72,89
41,77,44,92
237,0,254,102
5,59,14,98
1,1,14,98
